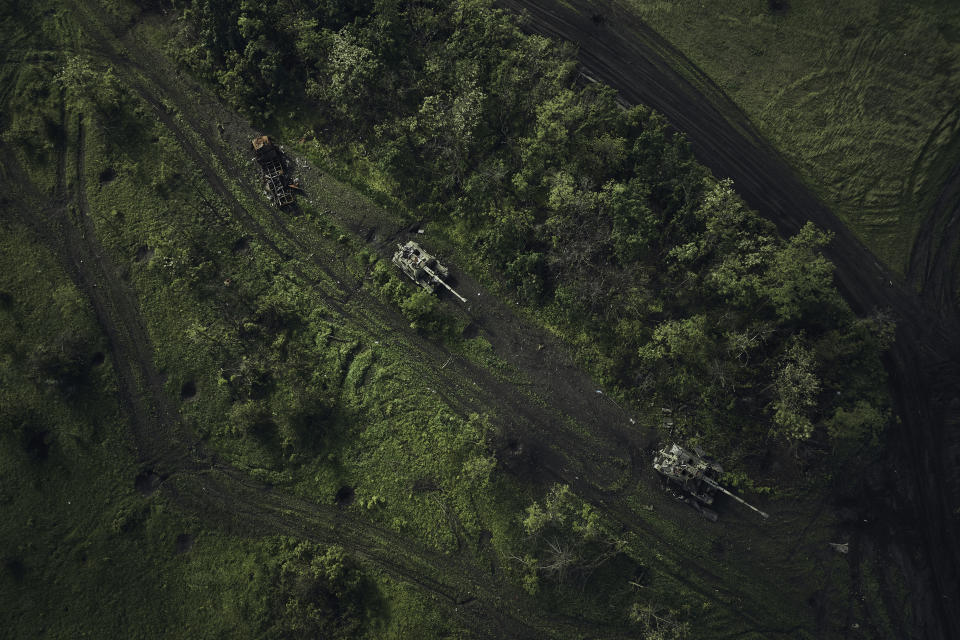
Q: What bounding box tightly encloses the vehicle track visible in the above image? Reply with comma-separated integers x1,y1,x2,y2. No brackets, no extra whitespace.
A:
907,156,960,314
0,108,553,637
492,1,960,637
40,1,904,636
2,109,588,640
905,103,960,313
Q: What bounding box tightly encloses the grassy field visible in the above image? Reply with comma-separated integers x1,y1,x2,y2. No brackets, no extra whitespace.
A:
621,0,960,275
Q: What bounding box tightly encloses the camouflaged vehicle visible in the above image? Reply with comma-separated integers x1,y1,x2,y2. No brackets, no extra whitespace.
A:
653,443,769,521
392,241,466,302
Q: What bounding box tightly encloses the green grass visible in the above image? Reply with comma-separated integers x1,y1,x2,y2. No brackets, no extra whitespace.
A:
621,0,960,274
0,222,230,638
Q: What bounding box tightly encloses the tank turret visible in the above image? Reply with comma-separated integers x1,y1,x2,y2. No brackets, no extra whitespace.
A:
392,241,466,302
653,443,768,521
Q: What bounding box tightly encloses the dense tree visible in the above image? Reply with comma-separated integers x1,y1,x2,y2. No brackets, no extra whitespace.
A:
518,484,621,593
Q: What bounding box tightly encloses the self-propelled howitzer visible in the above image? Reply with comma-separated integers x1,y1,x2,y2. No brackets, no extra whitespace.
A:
653,443,769,521
392,241,466,302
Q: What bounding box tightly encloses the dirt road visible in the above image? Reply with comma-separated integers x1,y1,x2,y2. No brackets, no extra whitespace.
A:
494,1,960,637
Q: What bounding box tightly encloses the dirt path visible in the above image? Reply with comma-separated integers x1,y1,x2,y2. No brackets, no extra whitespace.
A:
906,103,960,314
907,158,960,314
493,1,960,637
3,111,583,640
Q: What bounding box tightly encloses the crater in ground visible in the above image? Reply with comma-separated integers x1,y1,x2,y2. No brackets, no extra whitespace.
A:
335,485,355,506
134,245,154,262
180,380,197,401
98,166,117,184
231,236,251,254
134,470,163,497
174,533,194,554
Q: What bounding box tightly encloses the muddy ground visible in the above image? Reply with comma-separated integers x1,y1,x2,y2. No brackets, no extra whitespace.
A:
494,1,960,637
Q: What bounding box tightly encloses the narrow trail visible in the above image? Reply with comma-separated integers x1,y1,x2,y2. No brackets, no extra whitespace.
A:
495,1,960,638
906,103,960,313
907,157,960,314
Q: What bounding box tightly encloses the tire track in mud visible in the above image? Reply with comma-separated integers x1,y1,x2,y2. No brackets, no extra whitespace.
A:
73,115,192,470
904,103,960,314
907,156,960,313
59,3,857,636
493,1,960,637
904,96,960,315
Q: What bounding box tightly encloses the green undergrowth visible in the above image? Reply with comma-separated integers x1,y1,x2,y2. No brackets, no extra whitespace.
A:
620,0,960,275
0,219,398,639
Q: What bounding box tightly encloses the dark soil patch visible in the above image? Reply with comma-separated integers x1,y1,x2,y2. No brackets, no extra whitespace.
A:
250,418,279,447
591,13,604,26
231,236,250,254
335,485,355,506
0,291,12,309
461,322,479,339
632,562,650,586
24,428,51,462
497,437,541,480
842,24,860,40
134,470,163,496
98,166,117,184
478,529,493,548
768,0,790,16
940,24,960,45
134,245,153,262
91,351,105,366
180,380,197,401
135,0,169,15
174,533,194,554
412,478,440,493
4,558,26,582
711,538,726,557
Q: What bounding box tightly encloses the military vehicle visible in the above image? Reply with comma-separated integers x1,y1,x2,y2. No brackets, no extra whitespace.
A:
252,136,297,208
653,443,769,521
392,241,466,302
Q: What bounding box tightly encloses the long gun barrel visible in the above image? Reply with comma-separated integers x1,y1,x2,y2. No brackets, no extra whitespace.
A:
702,476,769,519
423,265,467,303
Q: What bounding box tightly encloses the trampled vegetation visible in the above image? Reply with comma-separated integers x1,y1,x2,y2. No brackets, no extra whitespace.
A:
0,0,910,638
